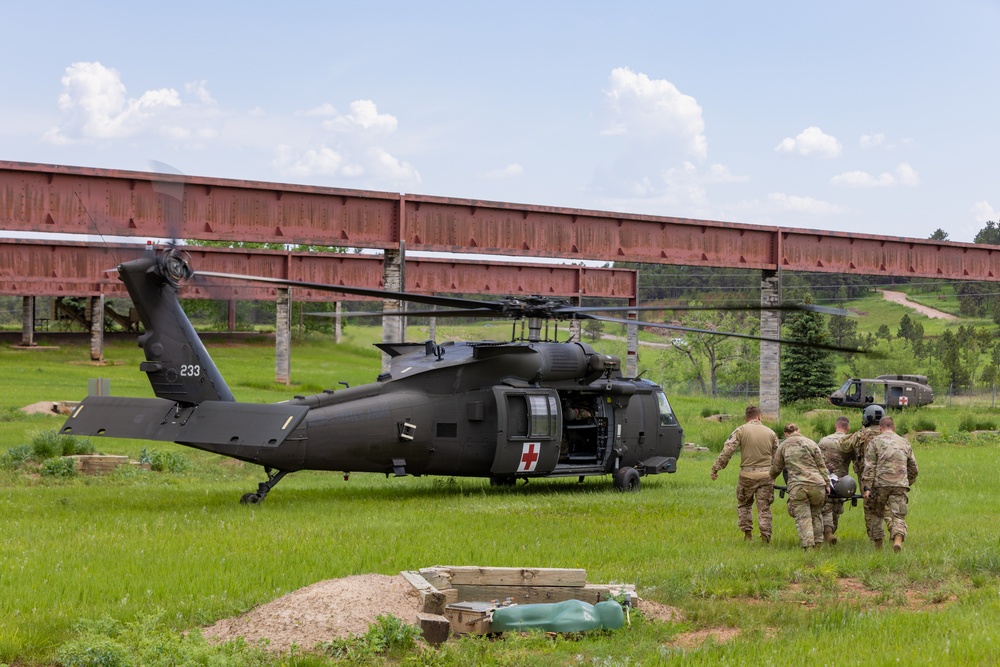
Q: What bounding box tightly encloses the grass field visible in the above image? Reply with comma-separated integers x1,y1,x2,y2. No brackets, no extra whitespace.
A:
2,333,1000,666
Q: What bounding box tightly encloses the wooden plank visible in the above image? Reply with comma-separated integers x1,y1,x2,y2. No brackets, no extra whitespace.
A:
453,583,616,605
424,566,587,588
416,613,451,646
401,570,451,615
418,567,453,590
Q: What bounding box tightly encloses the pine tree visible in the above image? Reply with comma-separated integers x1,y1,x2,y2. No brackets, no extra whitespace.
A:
780,309,835,402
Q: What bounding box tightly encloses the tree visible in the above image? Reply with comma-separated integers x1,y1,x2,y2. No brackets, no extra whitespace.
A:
828,313,859,348
583,318,604,342
929,228,949,241
780,308,835,402
659,309,759,395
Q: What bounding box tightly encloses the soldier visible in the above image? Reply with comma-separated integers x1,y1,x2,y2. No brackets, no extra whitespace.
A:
710,405,779,543
862,415,919,552
817,415,851,545
838,405,884,544
771,423,830,550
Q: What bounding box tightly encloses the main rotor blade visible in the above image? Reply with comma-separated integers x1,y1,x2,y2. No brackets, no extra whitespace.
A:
563,302,852,317
306,308,500,319
196,270,502,311
588,314,866,354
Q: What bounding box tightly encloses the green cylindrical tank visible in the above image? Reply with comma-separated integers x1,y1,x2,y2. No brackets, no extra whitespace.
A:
491,599,625,633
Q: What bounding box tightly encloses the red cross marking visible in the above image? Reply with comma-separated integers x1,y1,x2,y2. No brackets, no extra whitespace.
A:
519,442,540,472
899,396,909,406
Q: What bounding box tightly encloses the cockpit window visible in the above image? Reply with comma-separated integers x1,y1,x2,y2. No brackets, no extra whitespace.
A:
655,391,677,426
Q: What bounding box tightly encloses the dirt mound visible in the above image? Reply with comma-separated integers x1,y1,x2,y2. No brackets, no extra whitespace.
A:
21,401,64,416
201,574,421,653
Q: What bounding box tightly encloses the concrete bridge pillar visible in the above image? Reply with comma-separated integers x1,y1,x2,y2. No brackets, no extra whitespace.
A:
381,248,406,374
21,296,34,347
275,288,291,384
760,270,781,419
88,295,104,361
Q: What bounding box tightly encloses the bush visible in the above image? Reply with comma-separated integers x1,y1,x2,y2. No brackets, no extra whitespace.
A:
912,416,937,432
41,457,78,478
139,448,190,473
29,430,94,462
958,415,997,432
319,614,421,660
56,636,130,667
0,445,32,470
31,429,64,461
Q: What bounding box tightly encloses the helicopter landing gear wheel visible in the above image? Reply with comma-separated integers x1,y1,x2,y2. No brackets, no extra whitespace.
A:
614,466,641,492
240,468,290,504
490,475,516,487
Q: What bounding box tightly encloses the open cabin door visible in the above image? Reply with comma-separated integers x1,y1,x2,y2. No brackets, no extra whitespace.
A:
491,387,561,475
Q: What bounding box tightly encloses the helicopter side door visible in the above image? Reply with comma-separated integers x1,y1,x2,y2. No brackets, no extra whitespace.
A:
491,387,561,476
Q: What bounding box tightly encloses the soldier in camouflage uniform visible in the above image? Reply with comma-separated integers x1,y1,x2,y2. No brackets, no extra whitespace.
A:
771,423,830,550
862,415,919,552
838,405,884,544
710,405,779,543
817,416,851,545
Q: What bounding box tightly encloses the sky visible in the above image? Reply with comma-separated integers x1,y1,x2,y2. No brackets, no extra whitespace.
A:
1,1,998,245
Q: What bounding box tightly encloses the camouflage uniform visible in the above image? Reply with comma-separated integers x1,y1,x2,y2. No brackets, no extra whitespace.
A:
862,431,919,544
839,426,881,541
817,431,850,535
711,419,779,540
771,434,830,548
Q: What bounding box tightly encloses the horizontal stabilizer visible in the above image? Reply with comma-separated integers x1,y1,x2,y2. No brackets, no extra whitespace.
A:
61,397,309,448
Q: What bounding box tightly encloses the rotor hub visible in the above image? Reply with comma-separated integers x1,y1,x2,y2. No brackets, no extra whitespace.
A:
157,248,193,288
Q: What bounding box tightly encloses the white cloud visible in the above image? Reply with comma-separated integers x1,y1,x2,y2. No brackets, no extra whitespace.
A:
831,163,919,188
322,100,398,133
602,67,707,159
272,144,364,178
367,147,420,185
45,61,183,143
482,163,524,179
768,192,846,215
703,163,749,184
775,126,842,158
43,62,229,148
971,201,998,223
860,133,885,149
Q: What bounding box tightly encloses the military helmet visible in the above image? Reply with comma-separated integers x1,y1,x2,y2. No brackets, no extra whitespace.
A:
831,474,858,499
862,404,885,427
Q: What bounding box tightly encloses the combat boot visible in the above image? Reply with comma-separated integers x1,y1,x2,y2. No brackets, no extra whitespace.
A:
824,526,837,545
874,539,883,550
892,535,904,552
744,531,753,541
761,535,770,545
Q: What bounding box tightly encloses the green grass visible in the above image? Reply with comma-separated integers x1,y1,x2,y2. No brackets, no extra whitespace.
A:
2,335,1000,665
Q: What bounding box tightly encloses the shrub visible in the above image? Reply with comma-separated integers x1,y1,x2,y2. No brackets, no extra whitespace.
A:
31,429,65,461
319,614,421,660
27,430,94,462
0,445,32,470
139,448,190,473
912,416,937,432
56,635,130,667
41,457,78,478
958,415,996,432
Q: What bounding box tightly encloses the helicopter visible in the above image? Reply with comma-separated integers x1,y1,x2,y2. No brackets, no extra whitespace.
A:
59,246,859,503
829,374,933,410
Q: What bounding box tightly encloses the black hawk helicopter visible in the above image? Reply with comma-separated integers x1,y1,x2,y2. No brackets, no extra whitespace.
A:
59,246,856,503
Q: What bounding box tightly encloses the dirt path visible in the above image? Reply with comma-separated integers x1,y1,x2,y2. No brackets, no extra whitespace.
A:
880,290,958,320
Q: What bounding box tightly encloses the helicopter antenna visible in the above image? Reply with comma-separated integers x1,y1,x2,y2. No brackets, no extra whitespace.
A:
74,191,119,268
